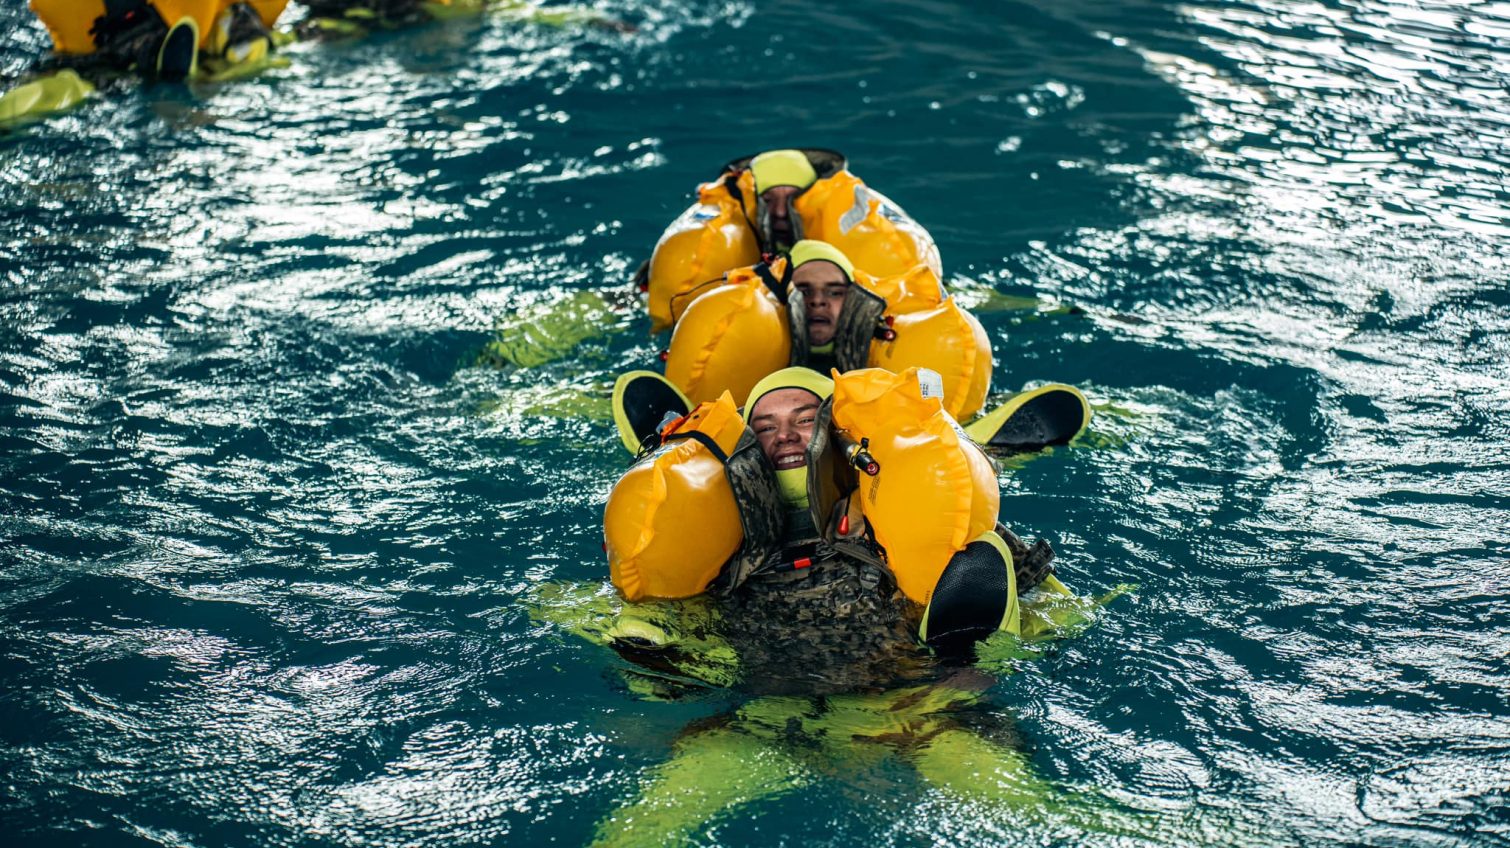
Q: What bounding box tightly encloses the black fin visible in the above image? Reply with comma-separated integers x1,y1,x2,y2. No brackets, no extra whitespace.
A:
922,537,1012,656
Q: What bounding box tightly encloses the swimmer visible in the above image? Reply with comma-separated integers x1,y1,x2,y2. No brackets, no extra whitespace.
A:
716,367,1057,655
745,149,817,252
23,0,281,84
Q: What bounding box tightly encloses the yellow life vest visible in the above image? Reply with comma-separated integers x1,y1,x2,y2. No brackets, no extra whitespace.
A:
867,298,992,421
854,263,945,316
830,367,999,606
645,174,761,334
664,271,791,406
604,392,747,601
644,151,941,332
794,171,941,280
30,0,288,54
661,256,987,420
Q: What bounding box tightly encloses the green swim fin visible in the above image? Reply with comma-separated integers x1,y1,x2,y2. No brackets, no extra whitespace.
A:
964,383,1091,453
612,370,690,455
919,530,1019,656
0,70,94,130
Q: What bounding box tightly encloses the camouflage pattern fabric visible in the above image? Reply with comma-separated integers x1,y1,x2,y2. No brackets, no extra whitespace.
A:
785,292,811,367
830,283,886,372
998,523,1056,592
714,428,785,593
718,553,930,696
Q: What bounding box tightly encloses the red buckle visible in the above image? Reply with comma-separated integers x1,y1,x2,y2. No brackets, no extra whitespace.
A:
792,557,812,570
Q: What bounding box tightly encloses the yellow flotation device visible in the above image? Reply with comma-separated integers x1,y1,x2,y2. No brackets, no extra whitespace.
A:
29,0,287,54
660,251,987,419
782,240,984,421
855,263,945,316
830,367,999,606
604,392,746,601
664,272,791,406
793,171,941,280
645,151,942,332
867,298,992,421
646,173,761,334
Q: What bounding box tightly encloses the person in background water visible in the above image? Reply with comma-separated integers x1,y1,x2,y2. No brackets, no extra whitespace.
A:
784,239,855,373
745,148,817,252
16,0,280,90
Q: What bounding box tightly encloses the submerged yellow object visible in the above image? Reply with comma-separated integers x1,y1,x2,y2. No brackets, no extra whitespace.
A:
0,70,93,129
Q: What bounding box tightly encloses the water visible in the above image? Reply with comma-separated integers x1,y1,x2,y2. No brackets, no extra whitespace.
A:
3,0,1508,844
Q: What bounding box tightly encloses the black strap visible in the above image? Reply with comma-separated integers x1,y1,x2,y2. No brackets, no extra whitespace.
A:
758,542,820,574
666,276,725,326
752,261,789,303
662,429,729,465
722,172,744,204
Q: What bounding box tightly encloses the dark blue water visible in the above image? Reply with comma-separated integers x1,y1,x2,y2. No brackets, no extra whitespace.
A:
3,1,1508,845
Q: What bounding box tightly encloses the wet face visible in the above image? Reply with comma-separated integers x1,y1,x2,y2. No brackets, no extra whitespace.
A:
749,388,819,470
792,260,849,346
761,185,800,249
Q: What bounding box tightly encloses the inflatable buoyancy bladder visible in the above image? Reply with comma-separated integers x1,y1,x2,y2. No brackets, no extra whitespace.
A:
665,273,792,406
645,150,942,332
855,264,945,317
867,298,991,421
605,392,747,602
773,256,985,420
646,175,762,334
30,0,286,53
793,170,941,280
830,367,999,606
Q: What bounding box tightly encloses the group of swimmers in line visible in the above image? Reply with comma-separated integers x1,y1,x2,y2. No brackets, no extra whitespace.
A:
9,0,1088,668
606,149,1091,667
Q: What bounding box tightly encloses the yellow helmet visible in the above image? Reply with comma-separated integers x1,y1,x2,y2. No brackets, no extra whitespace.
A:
743,366,835,416
788,239,855,281
749,149,818,194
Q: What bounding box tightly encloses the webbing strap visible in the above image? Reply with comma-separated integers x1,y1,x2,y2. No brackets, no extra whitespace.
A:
662,429,730,465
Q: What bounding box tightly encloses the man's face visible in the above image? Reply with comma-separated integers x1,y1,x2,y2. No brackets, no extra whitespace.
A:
761,186,800,248
749,388,819,470
792,260,849,346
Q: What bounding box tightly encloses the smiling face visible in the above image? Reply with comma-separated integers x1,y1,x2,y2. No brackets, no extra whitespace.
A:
749,388,820,470
791,260,850,346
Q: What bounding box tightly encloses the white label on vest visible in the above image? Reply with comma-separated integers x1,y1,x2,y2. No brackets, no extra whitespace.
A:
916,368,945,399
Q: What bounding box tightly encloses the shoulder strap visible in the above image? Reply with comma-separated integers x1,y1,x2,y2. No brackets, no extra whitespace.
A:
662,429,730,465
753,261,789,304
